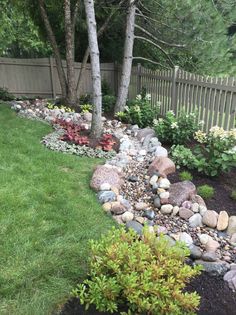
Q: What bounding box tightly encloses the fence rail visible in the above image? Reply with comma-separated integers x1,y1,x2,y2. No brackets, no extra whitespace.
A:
0,58,235,130
129,65,236,130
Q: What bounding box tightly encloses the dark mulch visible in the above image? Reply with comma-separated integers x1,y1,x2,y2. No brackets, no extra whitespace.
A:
168,167,236,216
59,272,236,315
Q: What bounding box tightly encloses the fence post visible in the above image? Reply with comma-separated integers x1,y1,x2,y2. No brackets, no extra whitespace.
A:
171,65,179,114
49,56,56,99
137,63,142,95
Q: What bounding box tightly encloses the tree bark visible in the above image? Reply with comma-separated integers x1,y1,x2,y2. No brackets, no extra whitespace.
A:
76,0,126,99
84,0,102,139
38,0,67,99
114,0,136,113
64,0,77,106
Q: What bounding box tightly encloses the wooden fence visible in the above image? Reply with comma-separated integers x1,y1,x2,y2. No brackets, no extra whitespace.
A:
0,58,235,130
0,57,116,98
129,65,236,130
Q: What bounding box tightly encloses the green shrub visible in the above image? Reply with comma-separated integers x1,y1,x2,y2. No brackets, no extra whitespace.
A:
171,145,198,169
171,128,236,177
197,185,215,199
179,171,193,181
116,94,160,128
102,79,113,96
230,190,236,201
154,111,201,145
0,87,15,101
102,95,116,113
72,227,201,315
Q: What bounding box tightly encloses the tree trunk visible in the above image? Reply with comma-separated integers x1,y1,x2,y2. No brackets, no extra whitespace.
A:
64,0,77,106
84,0,102,139
114,0,136,113
38,0,67,99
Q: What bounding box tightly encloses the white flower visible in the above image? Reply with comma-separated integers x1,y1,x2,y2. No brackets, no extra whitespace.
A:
171,122,178,129
153,119,158,126
145,93,151,101
198,120,204,126
168,110,175,116
136,94,142,100
158,118,164,123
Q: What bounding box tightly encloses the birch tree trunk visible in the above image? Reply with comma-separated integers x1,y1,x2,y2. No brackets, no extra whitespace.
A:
84,0,102,138
114,0,136,113
38,0,67,99
64,0,76,107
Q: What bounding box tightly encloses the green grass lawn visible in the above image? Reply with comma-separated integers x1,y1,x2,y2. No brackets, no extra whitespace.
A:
0,104,115,315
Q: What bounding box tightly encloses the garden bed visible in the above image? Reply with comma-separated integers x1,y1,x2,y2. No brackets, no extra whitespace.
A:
168,167,236,216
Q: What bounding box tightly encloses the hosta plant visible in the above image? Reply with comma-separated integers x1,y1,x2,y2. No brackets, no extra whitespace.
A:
72,227,201,315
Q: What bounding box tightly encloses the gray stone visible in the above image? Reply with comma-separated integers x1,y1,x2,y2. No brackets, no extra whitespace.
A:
205,239,220,252
119,139,133,152
199,234,212,245
179,232,193,247
99,183,111,191
202,252,218,262
128,175,138,182
162,235,176,246
152,183,159,194
227,216,236,236
199,205,208,216
191,203,200,213
189,213,203,228
154,146,168,157
111,202,126,215
126,221,143,236
160,204,173,214
168,181,196,207
153,197,161,208
179,207,194,220
202,210,218,228
143,134,154,148
189,245,202,260
120,199,132,210
217,211,229,231
98,191,116,204
224,270,236,291
137,128,155,141
150,175,158,186
194,260,230,276
143,210,155,220
172,206,180,216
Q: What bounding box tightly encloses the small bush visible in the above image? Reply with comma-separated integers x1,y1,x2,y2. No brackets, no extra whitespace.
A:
197,185,215,199
72,227,201,315
179,171,193,181
171,145,198,169
0,87,15,101
154,111,201,145
102,79,113,96
102,95,116,113
230,190,236,201
116,93,160,128
80,104,92,113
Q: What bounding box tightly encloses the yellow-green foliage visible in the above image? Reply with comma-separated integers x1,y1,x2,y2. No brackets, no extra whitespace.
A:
80,104,93,113
73,227,201,315
47,102,75,112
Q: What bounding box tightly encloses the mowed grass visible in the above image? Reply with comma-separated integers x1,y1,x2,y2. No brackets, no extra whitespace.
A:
0,104,115,315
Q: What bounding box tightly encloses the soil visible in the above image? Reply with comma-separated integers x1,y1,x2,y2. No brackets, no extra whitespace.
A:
59,272,236,315
168,167,236,216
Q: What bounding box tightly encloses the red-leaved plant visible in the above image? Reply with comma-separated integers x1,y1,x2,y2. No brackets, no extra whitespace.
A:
99,134,115,151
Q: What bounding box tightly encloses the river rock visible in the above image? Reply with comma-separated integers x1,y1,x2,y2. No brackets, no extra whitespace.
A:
172,206,180,216
202,252,218,262
154,225,168,235
159,191,170,199
99,183,111,191
102,202,112,212
120,199,132,210
199,234,212,245
191,195,206,207
160,204,173,214
189,245,202,259
191,203,199,213
154,147,168,157
150,175,158,185
189,213,203,227
122,211,134,223
179,207,194,220
153,197,161,208
126,221,143,236
202,210,218,228
159,178,171,189
217,211,229,231
179,232,193,247
168,181,196,206
224,270,236,291
230,233,236,244
205,239,220,252
227,216,236,236
135,202,148,211
111,201,126,214
199,205,208,216
147,157,175,177
98,191,116,204
137,128,155,141
182,200,192,209
143,210,155,220
194,260,230,276
90,165,123,191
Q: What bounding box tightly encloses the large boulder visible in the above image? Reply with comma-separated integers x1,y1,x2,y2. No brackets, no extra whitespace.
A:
168,181,196,207
147,157,175,177
90,165,123,191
